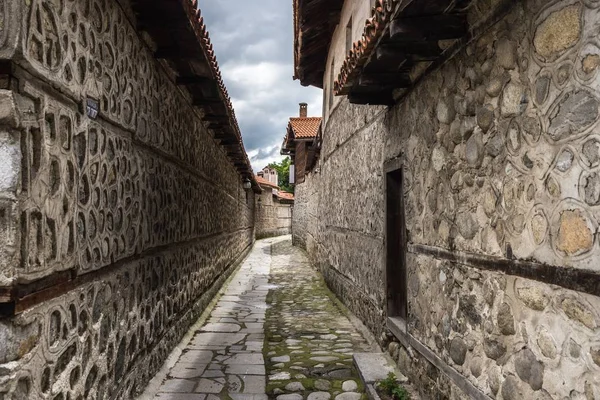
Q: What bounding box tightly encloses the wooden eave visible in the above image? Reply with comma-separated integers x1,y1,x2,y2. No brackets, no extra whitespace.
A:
280,124,296,155
294,0,344,88
334,0,477,105
131,0,261,193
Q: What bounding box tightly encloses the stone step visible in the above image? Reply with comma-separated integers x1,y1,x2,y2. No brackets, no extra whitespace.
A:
353,353,408,400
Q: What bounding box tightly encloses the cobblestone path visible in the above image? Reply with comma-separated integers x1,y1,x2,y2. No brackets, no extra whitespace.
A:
147,236,374,400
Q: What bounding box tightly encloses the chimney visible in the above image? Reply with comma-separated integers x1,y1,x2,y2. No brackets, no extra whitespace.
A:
299,103,308,118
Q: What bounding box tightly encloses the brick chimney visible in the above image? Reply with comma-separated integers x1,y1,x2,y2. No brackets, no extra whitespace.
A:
299,103,308,118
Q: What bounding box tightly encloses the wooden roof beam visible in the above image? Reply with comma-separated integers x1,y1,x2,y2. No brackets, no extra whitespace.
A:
202,114,229,122
390,14,467,42
348,91,395,106
379,42,442,61
358,73,411,88
176,76,213,85
193,97,222,106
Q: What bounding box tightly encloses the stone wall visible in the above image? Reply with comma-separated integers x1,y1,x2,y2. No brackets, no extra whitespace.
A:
291,171,319,255
255,188,292,239
0,0,255,399
295,0,600,398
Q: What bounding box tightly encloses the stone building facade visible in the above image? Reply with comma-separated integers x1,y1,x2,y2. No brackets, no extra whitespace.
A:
0,0,258,399
292,0,600,398
255,172,294,239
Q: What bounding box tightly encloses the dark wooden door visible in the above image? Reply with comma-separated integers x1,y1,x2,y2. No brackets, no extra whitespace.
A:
386,167,407,320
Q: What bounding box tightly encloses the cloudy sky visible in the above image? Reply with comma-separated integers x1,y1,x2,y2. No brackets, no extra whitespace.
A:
200,1,323,172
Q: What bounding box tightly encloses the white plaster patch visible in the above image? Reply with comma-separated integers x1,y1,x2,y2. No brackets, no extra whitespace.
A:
439,271,447,283
0,136,20,193
432,146,446,172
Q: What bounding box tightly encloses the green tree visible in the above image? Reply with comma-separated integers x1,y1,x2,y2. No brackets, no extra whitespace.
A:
268,157,294,193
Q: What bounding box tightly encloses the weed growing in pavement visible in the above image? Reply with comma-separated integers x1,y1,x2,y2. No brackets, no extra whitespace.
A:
377,372,410,400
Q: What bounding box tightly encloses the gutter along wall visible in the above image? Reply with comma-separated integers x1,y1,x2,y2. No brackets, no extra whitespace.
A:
293,0,600,398
0,0,255,398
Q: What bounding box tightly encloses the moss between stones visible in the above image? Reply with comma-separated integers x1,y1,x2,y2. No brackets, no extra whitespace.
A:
263,241,370,399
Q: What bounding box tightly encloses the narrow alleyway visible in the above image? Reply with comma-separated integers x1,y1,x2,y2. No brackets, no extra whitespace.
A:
143,236,375,400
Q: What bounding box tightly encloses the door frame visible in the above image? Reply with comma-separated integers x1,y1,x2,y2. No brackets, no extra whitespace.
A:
383,156,408,323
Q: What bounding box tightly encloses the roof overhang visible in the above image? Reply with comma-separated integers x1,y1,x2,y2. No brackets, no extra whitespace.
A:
132,0,260,193
294,0,344,88
334,0,509,105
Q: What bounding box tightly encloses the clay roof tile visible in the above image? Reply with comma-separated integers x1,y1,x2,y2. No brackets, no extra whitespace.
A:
289,117,322,139
255,175,280,190
334,0,399,95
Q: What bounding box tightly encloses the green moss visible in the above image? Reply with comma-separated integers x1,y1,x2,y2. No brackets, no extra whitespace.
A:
263,240,371,398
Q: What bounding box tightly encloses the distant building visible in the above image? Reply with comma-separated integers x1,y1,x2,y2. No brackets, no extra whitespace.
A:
255,168,294,239
281,103,322,185
257,166,279,186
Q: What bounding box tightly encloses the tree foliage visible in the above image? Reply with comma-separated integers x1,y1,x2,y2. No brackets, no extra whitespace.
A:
268,157,294,193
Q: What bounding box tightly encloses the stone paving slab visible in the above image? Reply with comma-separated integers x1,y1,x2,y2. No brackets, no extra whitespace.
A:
149,236,374,400
153,238,275,399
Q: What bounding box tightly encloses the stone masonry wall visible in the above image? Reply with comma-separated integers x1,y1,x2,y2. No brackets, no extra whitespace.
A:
255,188,292,239
296,0,600,398
0,0,255,399
291,171,319,257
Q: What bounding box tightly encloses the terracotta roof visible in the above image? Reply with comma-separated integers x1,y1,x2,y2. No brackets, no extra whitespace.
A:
131,0,260,193
183,0,257,183
289,117,322,139
334,0,398,95
255,175,280,190
277,191,295,201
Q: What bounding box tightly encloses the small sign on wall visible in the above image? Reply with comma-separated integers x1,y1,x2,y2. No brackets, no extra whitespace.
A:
289,164,295,184
86,98,99,119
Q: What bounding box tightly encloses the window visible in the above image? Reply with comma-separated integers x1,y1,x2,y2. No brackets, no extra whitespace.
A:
346,17,353,54
385,165,407,321
323,82,328,116
328,58,334,111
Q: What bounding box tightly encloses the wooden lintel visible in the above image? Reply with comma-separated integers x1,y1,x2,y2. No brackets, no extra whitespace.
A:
390,14,467,42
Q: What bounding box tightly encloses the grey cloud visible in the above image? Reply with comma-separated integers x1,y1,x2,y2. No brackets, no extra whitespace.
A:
200,1,323,171
251,145,281,162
